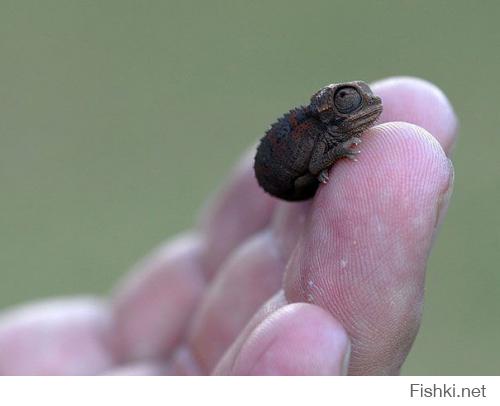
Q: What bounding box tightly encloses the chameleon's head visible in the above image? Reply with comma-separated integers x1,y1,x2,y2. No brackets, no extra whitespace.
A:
309,81,383,135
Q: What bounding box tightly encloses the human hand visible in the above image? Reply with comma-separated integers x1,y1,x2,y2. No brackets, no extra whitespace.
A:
0,77,457,375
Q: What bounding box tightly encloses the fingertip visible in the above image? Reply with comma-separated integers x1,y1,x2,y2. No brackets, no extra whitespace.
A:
372,76,458,155
0,297,113,375
230,303,350,375
111,233,205,362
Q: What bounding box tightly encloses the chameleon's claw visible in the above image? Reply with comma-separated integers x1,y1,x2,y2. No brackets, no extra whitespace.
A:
342,137,362,149
318,169,329,184
346,149,361,160
340,137,362,161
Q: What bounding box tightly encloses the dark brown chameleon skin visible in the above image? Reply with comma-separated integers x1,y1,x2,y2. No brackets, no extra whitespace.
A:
254,81,383,201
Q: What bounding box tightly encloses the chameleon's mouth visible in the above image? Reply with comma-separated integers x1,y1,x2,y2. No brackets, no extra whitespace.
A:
338,101,383,134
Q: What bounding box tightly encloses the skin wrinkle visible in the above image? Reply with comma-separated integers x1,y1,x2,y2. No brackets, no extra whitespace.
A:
354,222,425,291
352,237,424,356
306,258,420,340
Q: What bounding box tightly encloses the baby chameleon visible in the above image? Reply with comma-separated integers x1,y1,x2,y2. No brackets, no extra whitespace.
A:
254,81,383,201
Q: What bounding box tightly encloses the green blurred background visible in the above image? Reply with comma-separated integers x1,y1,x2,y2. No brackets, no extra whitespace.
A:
0,1,498,375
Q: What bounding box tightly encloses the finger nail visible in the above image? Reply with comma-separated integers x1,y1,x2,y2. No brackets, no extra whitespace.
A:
341,341,351,375
434,159,455,232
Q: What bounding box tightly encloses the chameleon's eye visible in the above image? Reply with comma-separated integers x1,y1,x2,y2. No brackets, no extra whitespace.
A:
334,87,362,114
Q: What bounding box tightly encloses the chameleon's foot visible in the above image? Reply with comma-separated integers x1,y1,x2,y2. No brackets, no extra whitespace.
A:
341,137,362,161
318,169,329,184
345,137,362,147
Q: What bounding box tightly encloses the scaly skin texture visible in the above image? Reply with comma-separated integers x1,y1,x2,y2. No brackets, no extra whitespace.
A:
254,81,383,201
